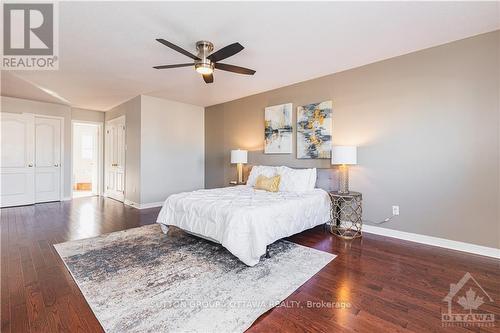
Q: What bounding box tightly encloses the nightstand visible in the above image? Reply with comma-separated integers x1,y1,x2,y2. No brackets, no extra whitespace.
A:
328,191,363,239
229,181,246,186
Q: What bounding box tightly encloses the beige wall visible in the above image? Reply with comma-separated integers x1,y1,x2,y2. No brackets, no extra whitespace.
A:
105,96,142,204
1,96,73,198
105,95,205,205
72,107,105,122
205,31,499,248
141,95,204,203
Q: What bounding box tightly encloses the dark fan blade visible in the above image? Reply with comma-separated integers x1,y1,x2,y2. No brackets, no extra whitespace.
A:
153,63,194,69
156,39,200,60
202,73,214,83
207,42,244,62
215,63,255,75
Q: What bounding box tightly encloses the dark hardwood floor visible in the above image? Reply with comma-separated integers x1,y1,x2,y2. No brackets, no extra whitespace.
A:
1,196,498,332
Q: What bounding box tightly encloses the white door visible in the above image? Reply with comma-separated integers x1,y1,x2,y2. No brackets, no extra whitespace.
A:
0,113,35,207
34,117,62,203
105,117,125,202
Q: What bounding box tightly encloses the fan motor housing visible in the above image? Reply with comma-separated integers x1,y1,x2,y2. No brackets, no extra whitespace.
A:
195,41,214,73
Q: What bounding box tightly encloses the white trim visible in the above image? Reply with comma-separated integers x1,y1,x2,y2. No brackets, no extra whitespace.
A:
140,201,164,209
123,199,138,207
62,196,72,201
71,120,104,197
124,199,163,210
363,225,500,259
34,114,65,202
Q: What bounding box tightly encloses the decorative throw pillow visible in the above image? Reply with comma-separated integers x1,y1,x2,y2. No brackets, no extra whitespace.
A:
254,174,281,192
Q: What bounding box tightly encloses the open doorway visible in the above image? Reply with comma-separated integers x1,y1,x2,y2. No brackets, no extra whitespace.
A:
72,122,102,198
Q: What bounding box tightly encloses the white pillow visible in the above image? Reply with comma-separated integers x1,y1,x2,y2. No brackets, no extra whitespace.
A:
308,168,317,189
278,166,316,192
247,166,279,186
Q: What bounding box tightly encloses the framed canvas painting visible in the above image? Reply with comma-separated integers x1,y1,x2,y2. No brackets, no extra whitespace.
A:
264,103,293,154
297,101,332,159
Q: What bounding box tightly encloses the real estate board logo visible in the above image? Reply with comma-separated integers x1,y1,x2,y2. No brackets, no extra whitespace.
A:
2,1,58,69
442,272,495,327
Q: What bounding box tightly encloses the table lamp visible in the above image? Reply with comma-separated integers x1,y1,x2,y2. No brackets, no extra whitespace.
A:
231,149,248,184
331,146,357,194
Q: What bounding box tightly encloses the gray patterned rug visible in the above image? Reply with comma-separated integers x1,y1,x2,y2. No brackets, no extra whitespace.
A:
55,224,335,333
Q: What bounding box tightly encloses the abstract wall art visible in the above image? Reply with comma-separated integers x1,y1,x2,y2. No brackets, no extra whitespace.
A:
264,103,293,154
297,101,333,159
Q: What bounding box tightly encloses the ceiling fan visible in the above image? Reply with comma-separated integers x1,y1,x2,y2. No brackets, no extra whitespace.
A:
153,39,256,83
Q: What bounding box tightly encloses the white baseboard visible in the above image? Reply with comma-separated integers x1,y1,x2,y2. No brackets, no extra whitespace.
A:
363,225,500,259
124,199,163,210
62,197,72,201
123,199,139,208
140,201,164,209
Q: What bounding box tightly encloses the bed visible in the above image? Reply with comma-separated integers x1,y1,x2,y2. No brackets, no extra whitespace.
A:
156,166,334,266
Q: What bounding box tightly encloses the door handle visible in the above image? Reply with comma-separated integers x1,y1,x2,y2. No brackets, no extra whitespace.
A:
28,163,33,167
54,164,59,167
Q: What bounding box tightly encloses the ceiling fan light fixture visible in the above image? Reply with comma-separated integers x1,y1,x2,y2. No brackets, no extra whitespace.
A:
154,39,255,84
195,63,214,75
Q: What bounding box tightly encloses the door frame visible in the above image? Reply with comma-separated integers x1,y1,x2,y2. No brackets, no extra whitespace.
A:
71,120,104,197
34,114,65,202
104,116,126,201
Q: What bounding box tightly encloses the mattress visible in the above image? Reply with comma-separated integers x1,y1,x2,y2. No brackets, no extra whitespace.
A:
156,185,330,266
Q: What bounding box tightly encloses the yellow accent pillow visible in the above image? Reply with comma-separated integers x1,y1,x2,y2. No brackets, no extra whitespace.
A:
254,174,281,192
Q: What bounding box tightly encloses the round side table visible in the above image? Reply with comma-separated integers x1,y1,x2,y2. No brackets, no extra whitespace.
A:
328,191,363,239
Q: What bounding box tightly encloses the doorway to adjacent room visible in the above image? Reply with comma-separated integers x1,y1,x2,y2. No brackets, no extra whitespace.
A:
72,122,102,198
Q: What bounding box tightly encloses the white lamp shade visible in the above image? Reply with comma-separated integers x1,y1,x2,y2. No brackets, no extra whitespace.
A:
332,146,357,165
230,149,248,164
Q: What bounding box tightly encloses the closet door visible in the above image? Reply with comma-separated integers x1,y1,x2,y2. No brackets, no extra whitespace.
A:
105,116,125,202
0,113,35,207
35,117,61,203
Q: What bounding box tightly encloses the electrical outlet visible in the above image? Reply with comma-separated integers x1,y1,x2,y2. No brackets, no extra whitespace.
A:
392,205,400,216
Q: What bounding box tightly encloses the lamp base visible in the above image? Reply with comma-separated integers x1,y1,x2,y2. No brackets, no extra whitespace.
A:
237,163,243,184
338,165,349,194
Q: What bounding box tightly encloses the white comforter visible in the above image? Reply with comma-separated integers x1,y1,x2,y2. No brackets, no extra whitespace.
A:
156,186,330,266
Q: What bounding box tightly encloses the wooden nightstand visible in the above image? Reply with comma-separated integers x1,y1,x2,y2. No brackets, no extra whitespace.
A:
328,191,363,239
229,181,246,186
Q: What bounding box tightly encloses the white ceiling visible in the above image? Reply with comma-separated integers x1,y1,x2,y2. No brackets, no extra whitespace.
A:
1,1,499,110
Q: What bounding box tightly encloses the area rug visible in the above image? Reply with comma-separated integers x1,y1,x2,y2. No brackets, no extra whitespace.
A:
54,224,335,333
